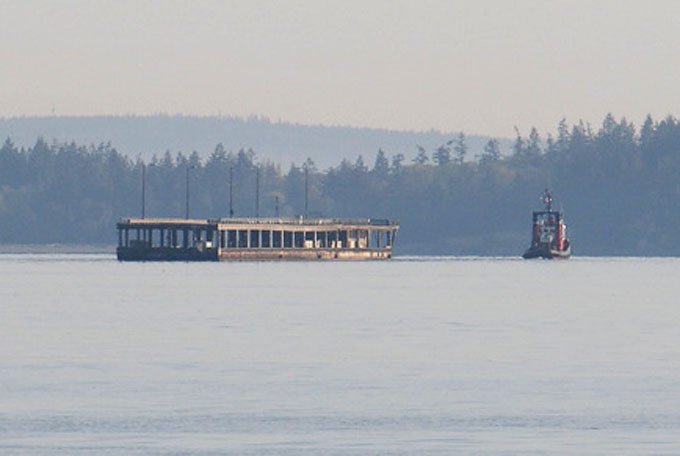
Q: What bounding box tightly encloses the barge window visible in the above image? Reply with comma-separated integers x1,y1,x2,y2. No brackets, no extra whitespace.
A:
261,230,271,248
339,230,348,248
250,230,260,248
227,230,237,248
294,232,304,248
273,231,282,248
283,231,293,248
238,230,248,248
357,229,368,249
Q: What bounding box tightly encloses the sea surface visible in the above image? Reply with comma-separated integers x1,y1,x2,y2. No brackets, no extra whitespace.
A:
1,255,679,455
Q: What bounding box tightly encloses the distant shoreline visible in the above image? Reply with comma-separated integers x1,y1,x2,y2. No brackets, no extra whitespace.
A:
0,244,115,254
1,245,679,258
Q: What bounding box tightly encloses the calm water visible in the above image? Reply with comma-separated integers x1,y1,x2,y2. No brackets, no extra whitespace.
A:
1,255,680,454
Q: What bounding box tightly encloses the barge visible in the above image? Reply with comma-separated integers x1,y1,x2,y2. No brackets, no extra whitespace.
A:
522,190,571,259
116,217,399,261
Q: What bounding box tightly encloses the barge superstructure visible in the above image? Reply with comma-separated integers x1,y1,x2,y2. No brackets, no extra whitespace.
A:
116,217,399,261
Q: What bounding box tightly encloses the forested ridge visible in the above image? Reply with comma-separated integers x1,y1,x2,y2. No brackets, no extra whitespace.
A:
0,115,498,169
1,113,679,255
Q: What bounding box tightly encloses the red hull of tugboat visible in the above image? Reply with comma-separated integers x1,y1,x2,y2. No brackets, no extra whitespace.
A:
522,245,572,259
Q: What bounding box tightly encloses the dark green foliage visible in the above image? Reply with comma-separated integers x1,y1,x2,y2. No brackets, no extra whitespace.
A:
413,145,429,165
453,133,467,164
0,115,502,169
481,139,501,162
2,113,680,255
432,141,452,166
373,149,390,176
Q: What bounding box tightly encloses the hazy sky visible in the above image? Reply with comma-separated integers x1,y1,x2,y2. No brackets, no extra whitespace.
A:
2,0,679,136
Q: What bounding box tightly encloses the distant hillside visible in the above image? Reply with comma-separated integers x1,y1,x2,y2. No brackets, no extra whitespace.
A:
1,113,679,255
0,115,508,168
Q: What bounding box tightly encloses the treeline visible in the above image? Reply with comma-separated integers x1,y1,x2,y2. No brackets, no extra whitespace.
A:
0,115,497,169
1,113,680,255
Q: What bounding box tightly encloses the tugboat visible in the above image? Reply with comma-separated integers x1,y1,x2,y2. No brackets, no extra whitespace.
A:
522,189,571,259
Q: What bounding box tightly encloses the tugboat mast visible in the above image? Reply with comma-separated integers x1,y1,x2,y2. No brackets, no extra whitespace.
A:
542,189,553,211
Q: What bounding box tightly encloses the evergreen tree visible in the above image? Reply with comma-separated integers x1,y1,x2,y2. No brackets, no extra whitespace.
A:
545,134,558,155
481,138,501,162
413,145,429,164
639,114,655,152
372,149,390,176
354,155,368,173
453,132,468,164
433,141,452,166
512,126,526,156
526,127,541,156
557,118,570,153
391,153,405,173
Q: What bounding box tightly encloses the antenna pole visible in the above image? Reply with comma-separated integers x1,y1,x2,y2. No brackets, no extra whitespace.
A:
542,188,553,211
304,165,309,218
185,166,192,219
255,165,260,218
229,165,234,218
141,163,146,219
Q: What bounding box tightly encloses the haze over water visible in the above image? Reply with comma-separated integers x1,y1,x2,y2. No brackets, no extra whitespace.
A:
2,255,679,454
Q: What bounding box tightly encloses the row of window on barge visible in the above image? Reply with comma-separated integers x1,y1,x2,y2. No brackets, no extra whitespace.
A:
116,217,399,261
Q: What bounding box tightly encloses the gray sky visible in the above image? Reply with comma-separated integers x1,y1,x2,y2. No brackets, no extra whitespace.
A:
2,0,679,137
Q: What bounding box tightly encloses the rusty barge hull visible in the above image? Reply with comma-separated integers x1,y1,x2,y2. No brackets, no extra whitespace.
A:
116,217,398,262
219,249,392,261
116,247,392,261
